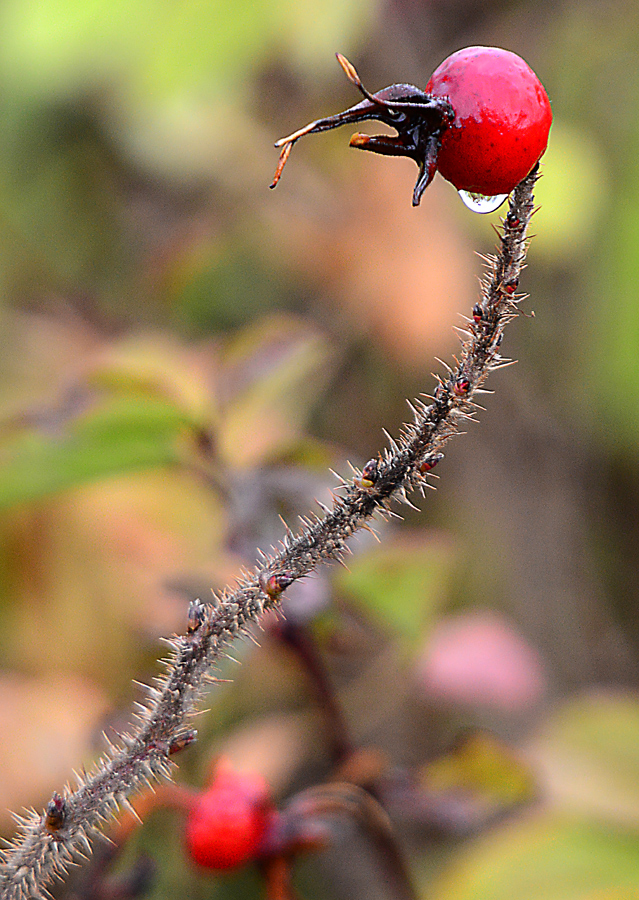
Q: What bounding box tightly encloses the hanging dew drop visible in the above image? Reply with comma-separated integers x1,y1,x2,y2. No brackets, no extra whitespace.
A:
458,190,508,214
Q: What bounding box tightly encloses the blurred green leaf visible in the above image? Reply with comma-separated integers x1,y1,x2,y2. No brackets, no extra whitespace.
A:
423,731,537,813
533,120,608,259
0,98,133,297
531,692,639,826
0,396,195,508
174,247,281,334
0,0,378,100
588,156,639,447
336,536,453,641
427,814,639,900
218,315,335,466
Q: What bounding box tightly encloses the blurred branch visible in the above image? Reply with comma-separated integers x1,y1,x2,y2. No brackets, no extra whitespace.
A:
0,169,538,900
284,783,419,900
277,619,355,765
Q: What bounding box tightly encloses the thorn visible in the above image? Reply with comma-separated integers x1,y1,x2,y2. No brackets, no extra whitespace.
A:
244,630,262,648
434,357,453,374
76,829,93,856
381,429,399,453
400,493,420,511
278,514,292,533
207,674,234,685
489,358,518,370
119,796,143,823
361,523,381,542
96,830,117,847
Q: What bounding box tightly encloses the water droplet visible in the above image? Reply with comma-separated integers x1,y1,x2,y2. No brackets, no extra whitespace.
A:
458,190,508,214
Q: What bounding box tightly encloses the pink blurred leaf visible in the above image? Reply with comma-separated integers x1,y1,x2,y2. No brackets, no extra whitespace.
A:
415,611,547,712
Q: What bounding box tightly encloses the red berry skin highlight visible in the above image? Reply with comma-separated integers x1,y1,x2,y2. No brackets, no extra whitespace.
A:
185,761,272,871
426,46,552,197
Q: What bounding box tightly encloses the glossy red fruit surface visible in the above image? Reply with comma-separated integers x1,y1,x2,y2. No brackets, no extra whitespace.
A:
426,46,552,196
185,761,272,870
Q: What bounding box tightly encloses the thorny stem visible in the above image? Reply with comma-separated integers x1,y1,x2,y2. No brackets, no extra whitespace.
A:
0,168,537,900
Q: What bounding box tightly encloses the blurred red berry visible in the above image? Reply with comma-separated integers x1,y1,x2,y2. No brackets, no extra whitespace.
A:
185,759,273,871
426,46,552,196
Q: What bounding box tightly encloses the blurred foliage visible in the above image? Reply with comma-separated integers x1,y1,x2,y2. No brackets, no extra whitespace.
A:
532,693,639,827
0,1,638,900
335,535,453,644
423,731,537,811
428,814,639,900
421,694,639,900
0,0,377,100
0,395,193,508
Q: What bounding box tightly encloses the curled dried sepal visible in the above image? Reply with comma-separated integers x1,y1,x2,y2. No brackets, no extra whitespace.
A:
270,53,453,206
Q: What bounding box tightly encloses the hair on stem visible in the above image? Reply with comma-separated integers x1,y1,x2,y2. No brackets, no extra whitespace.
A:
0,167,538,900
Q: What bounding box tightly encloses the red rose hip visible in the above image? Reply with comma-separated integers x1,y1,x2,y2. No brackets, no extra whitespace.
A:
185,759,272,870
271,45,552,208
425,47,552,197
